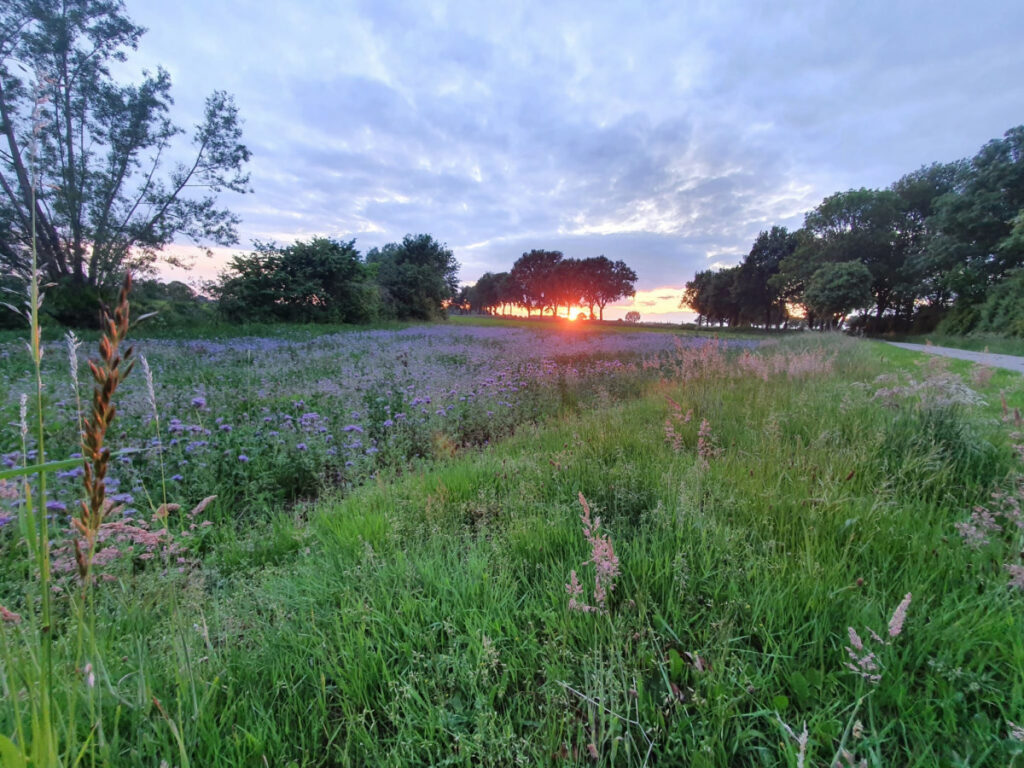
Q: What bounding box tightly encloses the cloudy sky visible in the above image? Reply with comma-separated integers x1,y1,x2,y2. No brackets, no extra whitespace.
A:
123,0,1024,321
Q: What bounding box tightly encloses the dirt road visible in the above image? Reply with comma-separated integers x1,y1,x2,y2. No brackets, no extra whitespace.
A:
885,342,1024,375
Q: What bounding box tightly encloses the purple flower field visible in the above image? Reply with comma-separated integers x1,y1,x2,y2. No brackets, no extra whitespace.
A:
0,324,755,521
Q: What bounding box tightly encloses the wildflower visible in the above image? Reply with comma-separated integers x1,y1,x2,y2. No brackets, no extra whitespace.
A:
219,424,233,432
171,475,184,482
1,604,21,624
191,396,206,409
566,493,620,614
888,593,912,638
46,500,67,513
296,443,308,452
697,418,720,466
238,454,250,463
844,593,912,684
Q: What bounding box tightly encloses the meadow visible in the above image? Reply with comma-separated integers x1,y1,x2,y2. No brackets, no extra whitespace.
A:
2,316,1024,766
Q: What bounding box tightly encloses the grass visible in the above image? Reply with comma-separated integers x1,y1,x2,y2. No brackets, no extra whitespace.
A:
2,326,1024,766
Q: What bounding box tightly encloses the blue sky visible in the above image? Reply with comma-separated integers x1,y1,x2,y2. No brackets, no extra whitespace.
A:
123,0,1024,320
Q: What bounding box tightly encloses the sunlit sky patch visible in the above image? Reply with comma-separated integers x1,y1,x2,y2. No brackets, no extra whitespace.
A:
131,0,1024,322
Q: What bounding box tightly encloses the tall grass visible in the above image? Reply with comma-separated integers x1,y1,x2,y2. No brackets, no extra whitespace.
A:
1,314,1022,764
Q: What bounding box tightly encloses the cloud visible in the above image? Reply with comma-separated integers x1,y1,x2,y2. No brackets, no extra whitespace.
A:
123,0,1024,293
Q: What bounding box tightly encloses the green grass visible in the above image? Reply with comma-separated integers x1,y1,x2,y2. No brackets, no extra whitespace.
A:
3,332,1024,766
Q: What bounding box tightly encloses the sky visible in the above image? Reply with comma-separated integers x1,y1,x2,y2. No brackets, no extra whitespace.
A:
120,0,1024,322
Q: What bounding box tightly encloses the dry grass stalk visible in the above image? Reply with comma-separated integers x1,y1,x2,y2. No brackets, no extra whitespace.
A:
72,273,135,583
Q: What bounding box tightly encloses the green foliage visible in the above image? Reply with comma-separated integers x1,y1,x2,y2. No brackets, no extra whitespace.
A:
943,267,1024,338
0,0,250,291
929,127,1024,305
683,267,741,326
215,238,378,323
367,234,459,320
803,261,875,328
689,125,1024,340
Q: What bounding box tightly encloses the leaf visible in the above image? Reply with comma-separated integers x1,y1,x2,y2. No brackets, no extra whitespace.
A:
772,694,789,711
668,648,684,681
0,448,143,481
789,671,810,707
0,456,82,480
0,734,28,768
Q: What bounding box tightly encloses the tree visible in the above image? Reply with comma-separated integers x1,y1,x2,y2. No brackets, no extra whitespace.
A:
623,310,640,323
682,266,740,326
803,261,873,329
578,256,636,320
215,237,376,324
366,234,459,320
801,189,912,320
732,226,797,328
927,126,1024,306
509,249,562,317
0,0,250,302
890,162,963,310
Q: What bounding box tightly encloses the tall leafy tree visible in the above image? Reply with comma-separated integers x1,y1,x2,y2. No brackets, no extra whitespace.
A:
509,249,562,317
732,226,797,328
682,266,740,326
803,261,874,329
801,189,911,319
0,0,250,295
578,256,636,320
366,234,459,320
890,161,963,308
927,126,1024,305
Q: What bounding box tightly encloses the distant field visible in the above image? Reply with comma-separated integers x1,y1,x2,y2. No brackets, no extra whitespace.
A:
2,325,1023,766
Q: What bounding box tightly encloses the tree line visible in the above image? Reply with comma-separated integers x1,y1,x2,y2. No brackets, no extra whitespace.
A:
460,251,638,320
683,125,1024,335
214,234,459,323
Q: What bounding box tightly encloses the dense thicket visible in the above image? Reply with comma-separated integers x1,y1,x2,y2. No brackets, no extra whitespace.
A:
212,233,457,323
683,126,1024,335
460,251,637,320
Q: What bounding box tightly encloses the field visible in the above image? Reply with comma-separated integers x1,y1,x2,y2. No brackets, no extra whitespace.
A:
2,320,1024,766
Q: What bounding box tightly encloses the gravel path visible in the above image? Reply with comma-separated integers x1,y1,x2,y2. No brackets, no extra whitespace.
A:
886,342,1024,375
